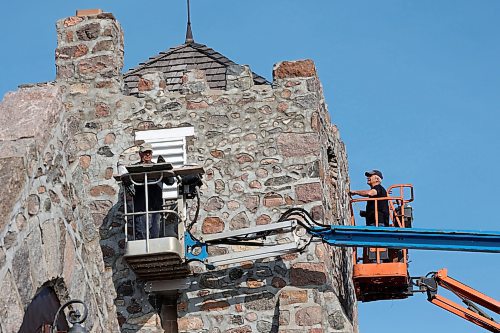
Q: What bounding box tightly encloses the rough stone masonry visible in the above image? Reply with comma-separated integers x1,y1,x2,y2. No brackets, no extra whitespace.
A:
0,10,358,333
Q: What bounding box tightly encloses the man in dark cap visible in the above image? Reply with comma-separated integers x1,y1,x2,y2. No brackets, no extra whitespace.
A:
350,170,390,227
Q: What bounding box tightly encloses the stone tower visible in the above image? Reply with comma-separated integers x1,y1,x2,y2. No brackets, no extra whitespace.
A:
0,10,357,333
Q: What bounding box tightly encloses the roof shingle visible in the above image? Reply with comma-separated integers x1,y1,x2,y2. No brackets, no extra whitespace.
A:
124,42,269,95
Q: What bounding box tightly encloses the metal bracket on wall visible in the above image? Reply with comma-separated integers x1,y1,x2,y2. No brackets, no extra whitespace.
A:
185,219,308,267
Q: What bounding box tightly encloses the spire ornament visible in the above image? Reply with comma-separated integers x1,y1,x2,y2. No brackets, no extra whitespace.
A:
185,0,194,44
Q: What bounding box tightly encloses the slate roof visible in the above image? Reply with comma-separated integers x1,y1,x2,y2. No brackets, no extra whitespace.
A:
123,42,270,95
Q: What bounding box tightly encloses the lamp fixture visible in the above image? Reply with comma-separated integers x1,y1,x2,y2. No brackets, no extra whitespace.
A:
52,299,88,333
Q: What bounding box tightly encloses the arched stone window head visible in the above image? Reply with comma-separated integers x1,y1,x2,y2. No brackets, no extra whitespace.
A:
18,286,69,333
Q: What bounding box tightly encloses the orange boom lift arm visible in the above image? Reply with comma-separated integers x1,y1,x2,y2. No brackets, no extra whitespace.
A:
414,269,500,332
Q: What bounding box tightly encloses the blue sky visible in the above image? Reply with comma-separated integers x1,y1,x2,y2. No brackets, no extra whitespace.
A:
1,1,498,332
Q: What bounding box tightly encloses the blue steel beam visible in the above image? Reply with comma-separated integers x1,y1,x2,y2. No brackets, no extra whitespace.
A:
309,226,500,253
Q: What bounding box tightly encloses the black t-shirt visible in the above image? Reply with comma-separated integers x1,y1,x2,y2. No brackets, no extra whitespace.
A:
133,182,163,212
366,184,389,216
132,162,164,212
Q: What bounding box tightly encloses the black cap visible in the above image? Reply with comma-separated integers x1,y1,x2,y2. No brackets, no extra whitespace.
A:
365,170,383,179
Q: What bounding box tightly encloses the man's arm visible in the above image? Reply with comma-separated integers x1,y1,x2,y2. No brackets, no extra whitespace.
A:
350,188,377,197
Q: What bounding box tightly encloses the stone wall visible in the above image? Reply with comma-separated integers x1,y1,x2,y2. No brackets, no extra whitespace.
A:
0,83,120,332
0,11,357,333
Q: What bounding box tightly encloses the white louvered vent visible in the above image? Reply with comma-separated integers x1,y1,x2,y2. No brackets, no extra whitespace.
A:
135,127,195,199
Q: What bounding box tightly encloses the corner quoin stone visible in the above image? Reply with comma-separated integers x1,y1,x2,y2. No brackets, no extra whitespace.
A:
295,305,322,326
273,59,317,79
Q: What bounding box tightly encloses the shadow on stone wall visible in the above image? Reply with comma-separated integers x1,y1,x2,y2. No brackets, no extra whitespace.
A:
177,256,354,332
177,262,282,333
340,247,356,321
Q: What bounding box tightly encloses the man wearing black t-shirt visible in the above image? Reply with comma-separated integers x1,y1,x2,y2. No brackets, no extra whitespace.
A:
350,169,390,227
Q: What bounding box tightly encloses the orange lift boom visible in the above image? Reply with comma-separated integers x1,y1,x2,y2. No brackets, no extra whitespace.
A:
414,269,500,332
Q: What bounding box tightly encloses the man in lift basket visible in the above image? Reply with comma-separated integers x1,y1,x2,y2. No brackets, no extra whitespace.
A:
350,169,389,227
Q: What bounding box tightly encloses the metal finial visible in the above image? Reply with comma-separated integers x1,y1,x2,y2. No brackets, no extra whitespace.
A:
185,0,194,44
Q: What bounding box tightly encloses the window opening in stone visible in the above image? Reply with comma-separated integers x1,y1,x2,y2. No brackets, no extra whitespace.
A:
18,286,69,333
327,146,337,168
328,145,344,221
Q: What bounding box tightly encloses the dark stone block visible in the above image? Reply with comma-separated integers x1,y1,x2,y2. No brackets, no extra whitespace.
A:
100,245,115,258
264,176,295,186
256,266,272,277
126,299,142,314
306,77,319,92
97,146,114,157
271,277,286,288
116,280,134,296
231,315,244,325
311,205,324,222
267,127,283,135
200,273,222,289
204,196,224,212
294,93,317,110
290,263,327,286
161,102,182,112
116,312,126,327
229,268,244,280
76,23,101,41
